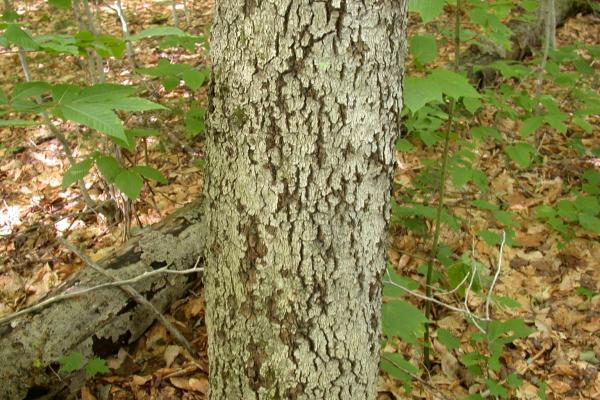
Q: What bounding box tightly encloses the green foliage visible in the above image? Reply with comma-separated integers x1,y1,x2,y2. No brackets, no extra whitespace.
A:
58,352,110,378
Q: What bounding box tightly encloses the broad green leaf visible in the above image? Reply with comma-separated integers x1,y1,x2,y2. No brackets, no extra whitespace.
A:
0,119,39,126
12,81,51,99
395,138,414,152
162,76,180,91
556,200,577,221
59,351,84,373
182,69,209,90
62,158,93,189
486,379,509,399
409,0,444,23
410,34,437,64
185,106,206,137
437,328,460,350
85,357,110,377
470,126,502,142
451,167,472,188
52,84,80,104
493,210,520,227
574,196,600,215
74,84,137,104
114,169,143,200
110,97,167,112
505,143,535,168
127,128,160,138
380,353,417,391
0,89,6,105
382,300,429,344
57,103,127,143
137,59,189,77
129,26,187,41
131,165,167,184
520,116,543,137
383,263,419,297
48,0,71,9
579,214,600,234
492,295,522,309
463,97,482,114
429,69,480,99
471,200,499,211
95,156,122,183
478,230,501,246
402,76,442,113
575,287,598,300
4,24,39,50
536,204,556,219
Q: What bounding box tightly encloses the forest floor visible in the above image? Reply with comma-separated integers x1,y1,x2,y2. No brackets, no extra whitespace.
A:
0,1,598,399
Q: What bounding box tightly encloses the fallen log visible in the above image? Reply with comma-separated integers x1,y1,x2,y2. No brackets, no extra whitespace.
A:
464,0,591,86
0,201,205,400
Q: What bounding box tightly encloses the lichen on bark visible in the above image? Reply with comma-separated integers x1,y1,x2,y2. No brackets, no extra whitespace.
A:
202,1,408,399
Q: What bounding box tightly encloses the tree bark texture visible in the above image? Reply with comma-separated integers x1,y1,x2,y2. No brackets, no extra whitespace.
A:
0,202,205,400
202,1,408,399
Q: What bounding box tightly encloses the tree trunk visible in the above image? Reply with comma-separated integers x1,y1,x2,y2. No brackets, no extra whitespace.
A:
0,202,205,400
202,1,408,399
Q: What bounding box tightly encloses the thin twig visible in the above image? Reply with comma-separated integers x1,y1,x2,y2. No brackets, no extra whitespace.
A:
0,254,203,326
485,230,506,321
57,237,199,354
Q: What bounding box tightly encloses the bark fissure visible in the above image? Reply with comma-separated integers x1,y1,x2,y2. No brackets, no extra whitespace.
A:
204,1,407,399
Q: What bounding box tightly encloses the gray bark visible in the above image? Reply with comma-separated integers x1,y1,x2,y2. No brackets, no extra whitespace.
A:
0,202,205,400
202,1,408,399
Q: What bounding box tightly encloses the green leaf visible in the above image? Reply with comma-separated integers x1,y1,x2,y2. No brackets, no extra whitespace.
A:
493,210,520,228
556,200,577,221
437,328,460,350
520,116,544,137
478,230,501,246
182,69,209,90
62,158,93,189
110,97,167,112
470,126,501,142
52,84,81,104
12,81,52,99
429,69,481,99
185,106,206,138
95,156,122,183
486,379,509,399
0,119,39,126
380,353,418,390
382,300,429,344
74,84,137,104
451,167,472,188
574,196,600,215
59,351,84,373
85,357,110,377
4,24,39,50
403,76,442,113
579,214,600,234
576,287,598,300
409,0,444,23
492,295,522,309
56,103,127,143
395,138,414,152
507,373,524,388
463,97,482,114
471,200,499,211
410,34,437,64
131,165,167,184
48,0,71,9
505,143,535,168
383,263,420,297
114,169,143,200
129,26,187,41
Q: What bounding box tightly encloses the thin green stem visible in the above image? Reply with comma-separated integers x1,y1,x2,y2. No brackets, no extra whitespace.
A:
423,0,462,371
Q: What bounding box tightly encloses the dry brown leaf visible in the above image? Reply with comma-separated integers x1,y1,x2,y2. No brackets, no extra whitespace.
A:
164,345,181,368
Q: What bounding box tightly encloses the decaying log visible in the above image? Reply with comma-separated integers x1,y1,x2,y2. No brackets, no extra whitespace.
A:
0,201,205,400
464,0,591,86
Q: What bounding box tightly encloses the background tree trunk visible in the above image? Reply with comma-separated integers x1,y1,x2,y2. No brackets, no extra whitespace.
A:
202,1,408,399
464,0,591,85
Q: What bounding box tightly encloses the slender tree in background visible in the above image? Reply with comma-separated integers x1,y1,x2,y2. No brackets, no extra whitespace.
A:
202,1,408,398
